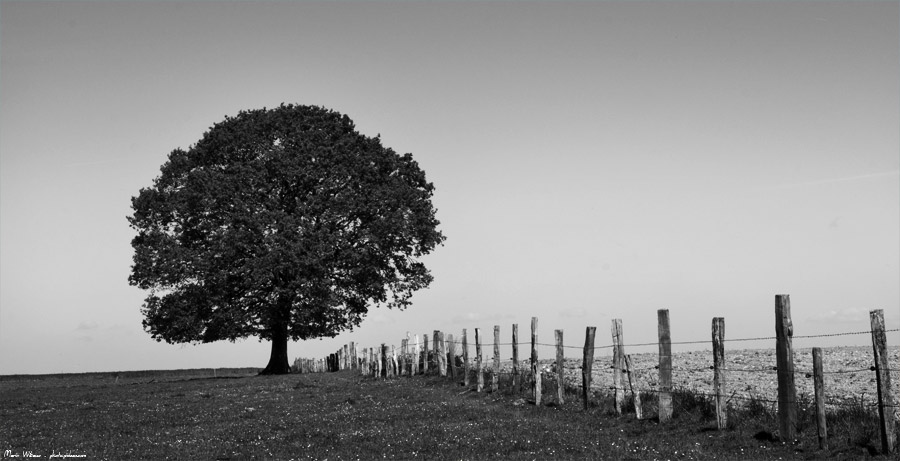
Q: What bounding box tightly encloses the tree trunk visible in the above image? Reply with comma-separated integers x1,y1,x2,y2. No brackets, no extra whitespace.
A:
260,323,291,375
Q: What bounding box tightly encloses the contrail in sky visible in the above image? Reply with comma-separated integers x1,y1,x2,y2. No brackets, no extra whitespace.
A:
761,170,900,190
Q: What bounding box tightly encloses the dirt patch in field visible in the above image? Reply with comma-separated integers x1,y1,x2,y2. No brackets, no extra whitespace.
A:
501,346,899,412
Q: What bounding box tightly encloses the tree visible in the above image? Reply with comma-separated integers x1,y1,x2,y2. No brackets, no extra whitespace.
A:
128,104,445,374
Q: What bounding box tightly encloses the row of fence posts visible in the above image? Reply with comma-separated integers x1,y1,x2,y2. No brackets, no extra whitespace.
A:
294,296,896,454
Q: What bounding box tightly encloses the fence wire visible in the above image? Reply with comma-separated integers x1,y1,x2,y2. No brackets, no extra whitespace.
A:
361,328,897,352
298,326,899,415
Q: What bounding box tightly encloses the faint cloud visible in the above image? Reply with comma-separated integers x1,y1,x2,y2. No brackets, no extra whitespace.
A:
64,158,121,168
368,314,390,324
73,322,137,342
451,312,514,325
559,308,588,319
808,307,870,324
760,170,899,191
829,217,840,229
75,321,101,331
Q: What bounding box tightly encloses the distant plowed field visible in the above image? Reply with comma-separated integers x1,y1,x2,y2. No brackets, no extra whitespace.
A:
549,346,899,409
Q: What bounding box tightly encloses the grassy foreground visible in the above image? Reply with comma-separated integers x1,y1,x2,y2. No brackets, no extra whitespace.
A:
0,369,892,460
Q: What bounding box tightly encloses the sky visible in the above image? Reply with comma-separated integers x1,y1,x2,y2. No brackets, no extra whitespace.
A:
1,1,898,375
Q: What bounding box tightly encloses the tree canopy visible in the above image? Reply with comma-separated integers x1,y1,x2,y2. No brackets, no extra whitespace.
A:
128,105,445,374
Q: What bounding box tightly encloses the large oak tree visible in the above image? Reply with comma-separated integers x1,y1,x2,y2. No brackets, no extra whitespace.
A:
128,105,445,374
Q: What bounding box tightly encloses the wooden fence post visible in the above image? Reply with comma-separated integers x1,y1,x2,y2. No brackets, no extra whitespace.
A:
413,334,420,375
422,334,430,375
712,317,726,430
433,331,440,375
870,309,896,454
775,294,797,442
512,324,520,392
437,331,447,377
624,354,641,419
555,329,565,404
475,328,484,392
400,339,411,376
490,325,499,393
658,309,673,422
462,329,470,386
391,345,398,377
378,346,384,377
448,333,456,379
812,347,827,450
583,326,596,410
532,317,541,405
611,319,624,415
406,333,411,375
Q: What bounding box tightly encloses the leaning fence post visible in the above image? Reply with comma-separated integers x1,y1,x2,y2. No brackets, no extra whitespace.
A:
582,326,596,410
555,329,565,404
624,354,641,419
512,324,520,393
658,309,673,422
870,309,896,454
775,294,797,442
611,319,624,415
475,328,484,392
812,347,827,450
462,329,470,386
532,317,541,405
712,317,726,430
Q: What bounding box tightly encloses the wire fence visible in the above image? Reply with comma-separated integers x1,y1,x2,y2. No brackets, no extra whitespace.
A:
294,307,898,454
296,328,898,409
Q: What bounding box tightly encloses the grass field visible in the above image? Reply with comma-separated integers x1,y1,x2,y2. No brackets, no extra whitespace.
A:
1,368,894,460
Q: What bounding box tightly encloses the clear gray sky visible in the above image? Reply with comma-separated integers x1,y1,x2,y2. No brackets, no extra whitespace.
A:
1,1,897,374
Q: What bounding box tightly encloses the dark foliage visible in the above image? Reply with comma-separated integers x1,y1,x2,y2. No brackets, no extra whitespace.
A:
128,105,444,373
